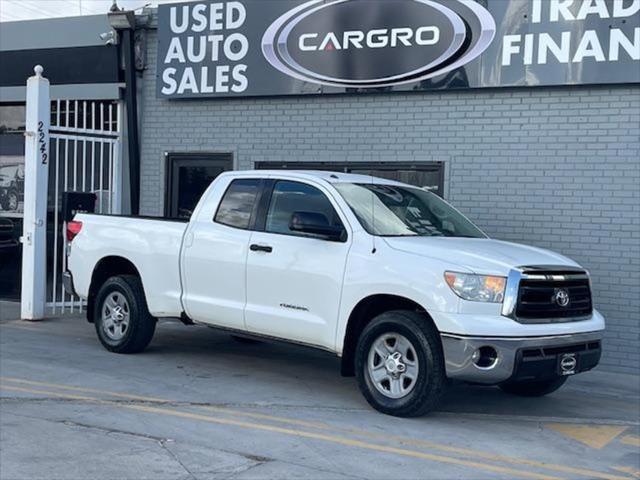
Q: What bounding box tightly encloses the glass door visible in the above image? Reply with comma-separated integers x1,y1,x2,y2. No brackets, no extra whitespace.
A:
166,153,233,219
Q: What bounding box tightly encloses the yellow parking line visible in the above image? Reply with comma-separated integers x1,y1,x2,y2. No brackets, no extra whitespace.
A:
546,423,628,449
1,384,98,402
0,322,42,332
612,466,640,479
0,376,633,480
1,377,167,402
199,406,633,480
0,384,562,480
620,435,640,448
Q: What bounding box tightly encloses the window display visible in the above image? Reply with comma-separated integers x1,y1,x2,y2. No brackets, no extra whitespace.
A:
0,105,24,300
0,105,25,218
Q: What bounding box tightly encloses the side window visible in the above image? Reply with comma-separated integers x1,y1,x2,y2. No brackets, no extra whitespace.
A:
265,181,343,237
214,179,260,229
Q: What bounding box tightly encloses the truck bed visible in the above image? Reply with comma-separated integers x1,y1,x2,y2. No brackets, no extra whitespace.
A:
69,213,188,317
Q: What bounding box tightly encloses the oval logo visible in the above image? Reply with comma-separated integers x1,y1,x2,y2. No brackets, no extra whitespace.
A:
262,0,496,88
553,288,571,307
560,354,577,373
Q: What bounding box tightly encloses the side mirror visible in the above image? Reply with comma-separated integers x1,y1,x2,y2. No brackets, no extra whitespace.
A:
289,211,345,241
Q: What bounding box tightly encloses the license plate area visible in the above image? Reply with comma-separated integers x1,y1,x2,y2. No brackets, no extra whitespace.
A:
558,353,579,376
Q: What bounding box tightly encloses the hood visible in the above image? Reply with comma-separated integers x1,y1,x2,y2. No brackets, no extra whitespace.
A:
383,237,580,276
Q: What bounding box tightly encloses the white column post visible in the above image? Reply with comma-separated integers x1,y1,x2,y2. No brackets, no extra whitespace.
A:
21,66,50,320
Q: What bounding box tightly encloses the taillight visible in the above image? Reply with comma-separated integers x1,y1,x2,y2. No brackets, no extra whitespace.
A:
66,221,83,242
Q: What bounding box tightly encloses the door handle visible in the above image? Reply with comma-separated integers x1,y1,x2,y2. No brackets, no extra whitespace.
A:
250,244,273,253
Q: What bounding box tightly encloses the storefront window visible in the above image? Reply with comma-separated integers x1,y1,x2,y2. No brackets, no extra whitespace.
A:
0,104,25,300
0,105,25,217
255,161,445,197
0,105,25,132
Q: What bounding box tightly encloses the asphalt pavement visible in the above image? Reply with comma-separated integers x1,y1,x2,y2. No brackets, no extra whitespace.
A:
1,300,639,480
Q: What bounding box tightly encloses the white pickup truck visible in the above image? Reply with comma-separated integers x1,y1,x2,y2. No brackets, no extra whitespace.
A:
65,171,604,417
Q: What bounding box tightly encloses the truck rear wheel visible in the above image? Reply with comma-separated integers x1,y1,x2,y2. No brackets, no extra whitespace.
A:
499,377,567,397
355,310,446,417
93,275,156,354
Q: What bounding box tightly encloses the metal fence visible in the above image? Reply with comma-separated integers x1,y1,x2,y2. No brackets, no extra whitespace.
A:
47,100,122,314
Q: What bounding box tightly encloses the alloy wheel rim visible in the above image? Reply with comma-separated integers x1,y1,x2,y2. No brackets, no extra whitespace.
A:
8,193,18,210
367,332,419,399
101,292,130,341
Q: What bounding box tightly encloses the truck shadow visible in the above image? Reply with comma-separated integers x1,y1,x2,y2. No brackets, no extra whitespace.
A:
144,322,629,422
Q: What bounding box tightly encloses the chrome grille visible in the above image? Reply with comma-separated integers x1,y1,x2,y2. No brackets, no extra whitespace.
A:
502,266,593,324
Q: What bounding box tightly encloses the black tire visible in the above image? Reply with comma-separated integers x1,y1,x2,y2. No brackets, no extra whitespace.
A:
499,376,567,397
93,275,156,354
2,189,19,211
0,195,9,211
231,335,262,345
355,310,446,417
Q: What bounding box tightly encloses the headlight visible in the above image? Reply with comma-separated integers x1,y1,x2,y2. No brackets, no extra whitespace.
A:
444,272,506,303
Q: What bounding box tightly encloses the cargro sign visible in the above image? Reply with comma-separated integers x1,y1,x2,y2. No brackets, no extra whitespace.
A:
157,0,640,99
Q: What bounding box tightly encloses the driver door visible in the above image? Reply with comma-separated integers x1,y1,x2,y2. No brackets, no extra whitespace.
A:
244,180,351,349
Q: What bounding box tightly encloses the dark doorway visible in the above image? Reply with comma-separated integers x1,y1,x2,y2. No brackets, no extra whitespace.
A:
255,161,445,196
165,153,233,219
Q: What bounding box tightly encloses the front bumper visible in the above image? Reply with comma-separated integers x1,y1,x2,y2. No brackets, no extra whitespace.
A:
441,330,602,384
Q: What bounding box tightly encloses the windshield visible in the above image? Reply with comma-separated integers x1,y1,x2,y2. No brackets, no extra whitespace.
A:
334,183,486,238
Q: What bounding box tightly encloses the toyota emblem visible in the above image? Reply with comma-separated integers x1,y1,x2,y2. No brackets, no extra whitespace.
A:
560,354,577,373
553,289,570,307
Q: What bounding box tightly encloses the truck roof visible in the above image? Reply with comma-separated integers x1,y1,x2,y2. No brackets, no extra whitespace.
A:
221,169,407,186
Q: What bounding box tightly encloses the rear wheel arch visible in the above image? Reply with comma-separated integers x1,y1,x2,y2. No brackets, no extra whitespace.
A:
340,294,440,377
87,256,144,322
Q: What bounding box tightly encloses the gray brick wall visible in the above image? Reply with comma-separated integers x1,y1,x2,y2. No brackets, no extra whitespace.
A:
140,29,640,374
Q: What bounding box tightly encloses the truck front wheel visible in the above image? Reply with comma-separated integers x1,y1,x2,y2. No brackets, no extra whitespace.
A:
355,310,446,417
93,275,156,354
499,377,567,397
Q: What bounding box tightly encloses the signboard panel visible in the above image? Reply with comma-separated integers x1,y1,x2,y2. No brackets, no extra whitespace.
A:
156,0,640,99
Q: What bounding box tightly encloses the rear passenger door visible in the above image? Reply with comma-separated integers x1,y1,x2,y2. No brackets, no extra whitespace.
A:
181,177,262,329
244,180,351,350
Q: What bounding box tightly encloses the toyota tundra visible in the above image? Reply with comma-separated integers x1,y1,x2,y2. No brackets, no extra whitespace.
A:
64,171,604,417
